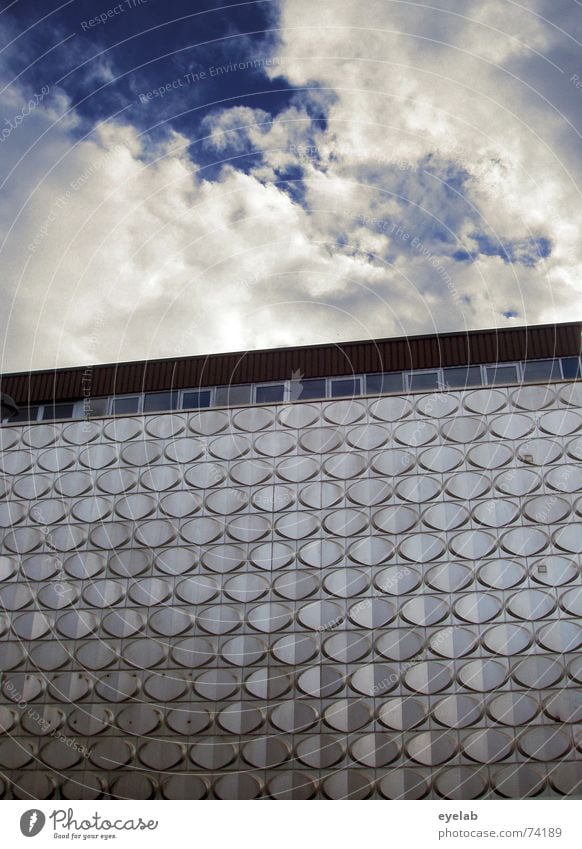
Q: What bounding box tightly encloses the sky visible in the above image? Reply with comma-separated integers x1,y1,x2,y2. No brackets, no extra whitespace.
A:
1,0,581,371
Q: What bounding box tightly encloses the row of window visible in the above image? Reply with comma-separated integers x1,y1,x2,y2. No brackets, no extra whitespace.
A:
5,356,582,424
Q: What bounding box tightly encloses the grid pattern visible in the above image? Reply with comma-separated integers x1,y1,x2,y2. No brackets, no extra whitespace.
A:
0,381,581,799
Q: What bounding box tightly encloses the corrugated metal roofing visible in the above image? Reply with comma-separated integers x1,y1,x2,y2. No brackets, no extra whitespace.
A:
1,322,580,405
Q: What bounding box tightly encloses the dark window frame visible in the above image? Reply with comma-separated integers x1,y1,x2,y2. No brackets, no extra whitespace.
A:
485,364,520,385
522,359,562,382
560,357,581,379
330,377,362,398
405,370,441,391
365,372,404,394
111,395,142,415
442,366,483,389
214,384,252,407
255,383,286,404
182,389,212,410
143,390,180,413
292,377,327,400
41,402,75,421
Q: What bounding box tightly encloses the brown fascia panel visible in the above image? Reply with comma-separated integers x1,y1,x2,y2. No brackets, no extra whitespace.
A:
1,321,580,405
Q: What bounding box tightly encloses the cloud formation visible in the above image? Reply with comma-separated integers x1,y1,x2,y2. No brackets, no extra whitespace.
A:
1,0,581,371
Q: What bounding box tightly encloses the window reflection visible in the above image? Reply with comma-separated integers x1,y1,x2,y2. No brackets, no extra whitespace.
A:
111,396,141,415
42,402,75,421
486,365,518,385
294,378,326,400
143,391,180,412
331,378,361,398
561,357,581,379
214,385,252,407
523,360,562,381
406,371,440,391
442,366,482,388
256,384,285,403
366,373,403,394
9,405,40,423
182,390,212,409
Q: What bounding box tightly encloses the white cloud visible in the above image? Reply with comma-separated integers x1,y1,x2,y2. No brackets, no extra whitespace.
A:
258,0,582,317
0,86,389,370
1,1,581,372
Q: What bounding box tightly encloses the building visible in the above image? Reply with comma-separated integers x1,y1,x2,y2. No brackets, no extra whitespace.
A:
0,321,581,800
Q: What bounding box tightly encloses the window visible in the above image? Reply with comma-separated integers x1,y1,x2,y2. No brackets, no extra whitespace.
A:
182,389,212,409
214,385,252,407
486,364,519,385
290,377,326,400
9,405,39,423
522,359,562,382
111,395,141,415
406,371,440,391
82,397,109,418
442,366,482,389
331,377,362,398
256,383,285,403
143,391,180,413
366,372,403,394
561,357,582,379
42,402,75,421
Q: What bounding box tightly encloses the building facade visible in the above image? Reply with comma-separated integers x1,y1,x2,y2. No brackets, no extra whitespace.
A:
0,323,582,800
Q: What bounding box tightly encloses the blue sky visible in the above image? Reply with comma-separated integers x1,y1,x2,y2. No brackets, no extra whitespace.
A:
0,1,294,158
1,0,581,370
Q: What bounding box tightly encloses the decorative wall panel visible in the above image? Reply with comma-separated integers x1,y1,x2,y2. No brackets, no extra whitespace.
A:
0,381,581,799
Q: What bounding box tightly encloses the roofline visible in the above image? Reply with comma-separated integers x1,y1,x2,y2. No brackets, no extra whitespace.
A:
1,321,580,405
1,320,580,379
